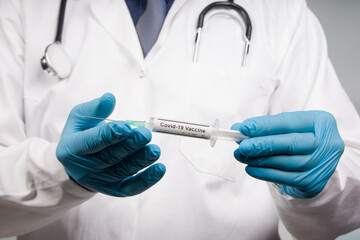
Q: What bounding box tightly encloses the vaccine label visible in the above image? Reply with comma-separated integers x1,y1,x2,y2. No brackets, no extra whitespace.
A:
152,118,213,139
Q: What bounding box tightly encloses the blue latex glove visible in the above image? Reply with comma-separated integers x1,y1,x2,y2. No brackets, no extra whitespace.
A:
232,111,344,199
56,93,166,197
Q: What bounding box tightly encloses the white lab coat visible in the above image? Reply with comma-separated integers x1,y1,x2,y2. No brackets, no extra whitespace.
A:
1,0,360,239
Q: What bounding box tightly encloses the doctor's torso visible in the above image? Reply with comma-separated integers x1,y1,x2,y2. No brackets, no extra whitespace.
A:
19,0,287,239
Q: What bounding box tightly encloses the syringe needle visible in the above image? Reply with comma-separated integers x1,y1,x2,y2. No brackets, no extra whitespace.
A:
82,116,116,121
83,116,147,128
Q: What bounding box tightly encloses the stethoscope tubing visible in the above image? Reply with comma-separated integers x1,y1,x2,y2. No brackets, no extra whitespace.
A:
193,0,252,66
197,1,252,41
42,0,252,78
55,0,68,43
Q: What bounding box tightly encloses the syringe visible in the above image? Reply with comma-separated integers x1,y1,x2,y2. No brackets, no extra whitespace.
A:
83,116,246,147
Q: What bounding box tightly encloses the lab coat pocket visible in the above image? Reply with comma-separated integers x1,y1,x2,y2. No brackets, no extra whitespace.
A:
180,63,278,181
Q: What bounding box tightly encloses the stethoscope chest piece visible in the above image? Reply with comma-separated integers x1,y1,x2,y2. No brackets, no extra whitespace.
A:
41,42,72,79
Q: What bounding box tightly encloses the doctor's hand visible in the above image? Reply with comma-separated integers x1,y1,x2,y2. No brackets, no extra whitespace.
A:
56,93,166,197
232,111,344,199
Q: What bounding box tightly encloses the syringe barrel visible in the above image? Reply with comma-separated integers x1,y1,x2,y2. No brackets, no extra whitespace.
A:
149,118,213,139
215,129,246,142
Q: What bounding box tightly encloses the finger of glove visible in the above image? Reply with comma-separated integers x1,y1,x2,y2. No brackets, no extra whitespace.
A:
63,93,116,135
237,154,315,171
95,127,153,167
68,121,132,156
241,112,314,137
231,123,245,144
80,145,160,182
231,123,241,132
109,144,161,178
245,166,303,188
237,132,317,157
112,163,166,197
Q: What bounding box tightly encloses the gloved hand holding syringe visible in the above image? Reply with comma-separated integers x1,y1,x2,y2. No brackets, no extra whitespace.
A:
83,116,247,147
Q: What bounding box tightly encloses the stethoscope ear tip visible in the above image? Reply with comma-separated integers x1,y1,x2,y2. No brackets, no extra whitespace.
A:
41,42,72,79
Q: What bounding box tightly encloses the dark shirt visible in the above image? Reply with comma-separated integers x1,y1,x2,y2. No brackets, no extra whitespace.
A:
125,0,175,25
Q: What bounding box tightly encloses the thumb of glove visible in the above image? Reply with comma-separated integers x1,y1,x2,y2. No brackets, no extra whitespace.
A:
62,93,116,135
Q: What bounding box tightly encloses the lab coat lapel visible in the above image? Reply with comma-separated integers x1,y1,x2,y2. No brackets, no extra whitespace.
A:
145,0,187,61
90,0,144,64
163,0,187,29
90,0,188,63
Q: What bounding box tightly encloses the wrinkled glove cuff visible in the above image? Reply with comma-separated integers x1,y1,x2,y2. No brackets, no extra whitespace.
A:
270,183,294,200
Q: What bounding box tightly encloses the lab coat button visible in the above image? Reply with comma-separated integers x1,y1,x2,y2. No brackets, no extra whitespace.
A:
139,70,146,78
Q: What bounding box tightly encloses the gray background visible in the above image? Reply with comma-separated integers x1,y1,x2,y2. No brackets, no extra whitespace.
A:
309,0,360,113
1,1,359,240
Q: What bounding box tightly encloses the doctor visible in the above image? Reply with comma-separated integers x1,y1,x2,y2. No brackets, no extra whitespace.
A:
0,0,360,239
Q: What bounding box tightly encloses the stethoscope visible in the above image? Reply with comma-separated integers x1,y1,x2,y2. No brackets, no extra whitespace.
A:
41,0,252,79
193,0,252,66
40,0,71,79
